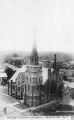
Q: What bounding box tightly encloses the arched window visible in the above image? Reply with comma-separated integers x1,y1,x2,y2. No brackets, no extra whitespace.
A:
18,87,20,91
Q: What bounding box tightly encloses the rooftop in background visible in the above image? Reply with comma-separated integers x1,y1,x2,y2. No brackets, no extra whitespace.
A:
63,81,74,88
3,63,18,71
8,56,24,60
0,73,7,78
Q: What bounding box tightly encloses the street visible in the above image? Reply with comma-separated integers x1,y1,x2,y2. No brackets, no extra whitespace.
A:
0,85,29,118
0,84,74,118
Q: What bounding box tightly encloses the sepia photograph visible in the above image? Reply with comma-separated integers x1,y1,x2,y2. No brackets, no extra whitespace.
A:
0,0,74,119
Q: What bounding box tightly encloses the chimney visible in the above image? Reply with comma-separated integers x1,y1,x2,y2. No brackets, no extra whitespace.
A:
48,68,51,101
48,69,51,82
54,54,56,70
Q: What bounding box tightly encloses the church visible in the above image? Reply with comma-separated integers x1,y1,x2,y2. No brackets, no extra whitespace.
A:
8,40,67,107
23,42,64,106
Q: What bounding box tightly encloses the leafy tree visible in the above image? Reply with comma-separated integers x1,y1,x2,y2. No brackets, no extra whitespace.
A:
5,67,15,80
12,53,18,58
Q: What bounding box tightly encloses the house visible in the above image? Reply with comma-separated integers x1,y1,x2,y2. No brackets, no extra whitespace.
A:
43,60,52,68
8,65,26,99
0,64,7,85
62,84,70,105
0,72,7,85
63,81,74,99
59,69,74,77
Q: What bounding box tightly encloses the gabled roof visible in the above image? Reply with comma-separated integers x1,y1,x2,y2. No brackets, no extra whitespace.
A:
9,65,26,82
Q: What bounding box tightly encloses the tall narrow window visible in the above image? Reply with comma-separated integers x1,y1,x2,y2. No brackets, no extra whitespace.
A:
26,77,28,80
13,85,15,89
35,78,37,82
39,78,40,83
33,86,36,91
18,87,20,91
37,85,39,90
28,84,30,91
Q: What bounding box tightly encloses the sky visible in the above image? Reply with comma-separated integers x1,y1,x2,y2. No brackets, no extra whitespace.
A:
0,0,74,53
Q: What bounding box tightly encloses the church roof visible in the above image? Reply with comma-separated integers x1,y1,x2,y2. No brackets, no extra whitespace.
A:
9,65,26,82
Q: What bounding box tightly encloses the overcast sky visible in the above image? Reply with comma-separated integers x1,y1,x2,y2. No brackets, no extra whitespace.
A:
0,0,74,53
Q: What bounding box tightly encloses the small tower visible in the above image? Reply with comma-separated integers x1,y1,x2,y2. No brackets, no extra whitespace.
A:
53,54,64,99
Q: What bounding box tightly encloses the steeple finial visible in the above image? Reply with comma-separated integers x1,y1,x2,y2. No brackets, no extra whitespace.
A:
30,28,38,65
33,28,37,50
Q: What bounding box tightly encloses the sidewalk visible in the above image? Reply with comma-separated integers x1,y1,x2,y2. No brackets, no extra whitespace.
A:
21,99,57,113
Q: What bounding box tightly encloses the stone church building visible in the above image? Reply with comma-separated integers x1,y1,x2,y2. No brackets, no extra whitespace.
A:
23,44,64,106
8,42,65,107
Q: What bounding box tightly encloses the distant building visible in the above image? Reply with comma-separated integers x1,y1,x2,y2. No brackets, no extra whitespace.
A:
43,60,51,68
60,69,74,77
0,64,7,85
0,72,7,85
62,85,70,105
59,69,74,82
63,81,74,99
5,56,24,68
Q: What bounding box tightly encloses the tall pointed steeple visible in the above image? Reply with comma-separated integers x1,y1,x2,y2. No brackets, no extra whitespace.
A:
30,29,39,65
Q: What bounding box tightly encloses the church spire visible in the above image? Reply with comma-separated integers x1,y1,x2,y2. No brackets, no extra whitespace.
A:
30,29,39,65
32,28,37,52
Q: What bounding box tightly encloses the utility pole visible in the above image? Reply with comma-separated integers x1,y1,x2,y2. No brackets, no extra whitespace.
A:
11,80,12,96
16,85,17,99
8,81,9,95
21,86,23,99
24,84,26,104
32,85,33,107
39,84,41,105
54,54,58,99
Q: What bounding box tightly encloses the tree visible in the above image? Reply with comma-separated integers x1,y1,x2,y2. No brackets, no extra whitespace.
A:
12,53,18,58
5,67,15,80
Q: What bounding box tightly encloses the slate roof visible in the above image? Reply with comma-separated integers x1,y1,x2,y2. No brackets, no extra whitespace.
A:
9,65,26,82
